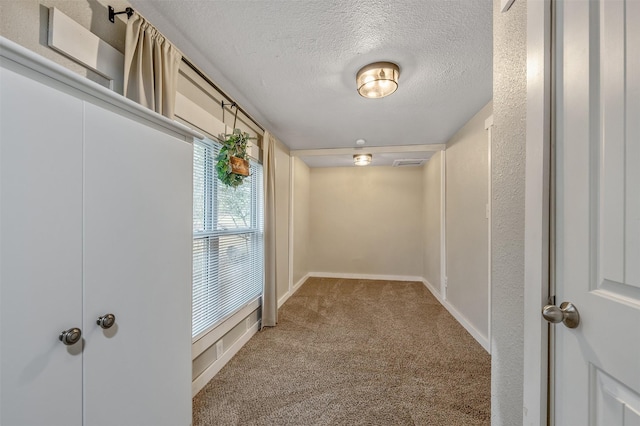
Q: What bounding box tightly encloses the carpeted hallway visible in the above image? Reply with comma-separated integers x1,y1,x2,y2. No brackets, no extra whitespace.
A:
193,277,491,425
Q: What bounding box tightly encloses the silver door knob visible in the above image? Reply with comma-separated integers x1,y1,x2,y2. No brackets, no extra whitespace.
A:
97,313,116,329
542,302,580,328
59,327,82,345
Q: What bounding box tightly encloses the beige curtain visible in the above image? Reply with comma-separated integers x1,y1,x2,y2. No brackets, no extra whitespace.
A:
124,12,182,119
262,132,278,328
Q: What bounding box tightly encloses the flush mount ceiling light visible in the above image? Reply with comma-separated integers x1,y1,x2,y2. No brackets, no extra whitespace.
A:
353,154,372,166
356,62,400,98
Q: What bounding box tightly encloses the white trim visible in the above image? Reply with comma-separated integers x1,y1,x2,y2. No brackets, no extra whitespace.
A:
278,293,287,308
0,37,202,141
288,156,295,296
277,273,309,308
422,279,490,353
174,92,226,141
292,273,309,293
290,144,446,157
47,7,124,93
440,151,447,299
191,298,260,359
191,319,260,397
523,0,552,425
308,272,424,283
485,115,494,354
485,116,494,129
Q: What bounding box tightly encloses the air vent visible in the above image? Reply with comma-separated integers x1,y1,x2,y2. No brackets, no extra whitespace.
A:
392,159,426,167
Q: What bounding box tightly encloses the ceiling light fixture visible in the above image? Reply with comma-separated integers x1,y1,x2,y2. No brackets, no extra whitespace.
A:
356,62,400,98
353,154,372,166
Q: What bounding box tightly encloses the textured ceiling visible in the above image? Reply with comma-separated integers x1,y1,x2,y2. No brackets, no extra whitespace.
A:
130,0,492,163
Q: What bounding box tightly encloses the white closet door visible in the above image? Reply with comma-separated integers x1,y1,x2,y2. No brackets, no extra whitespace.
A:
82,103,193,426
553,1,640,423
0,66,83,425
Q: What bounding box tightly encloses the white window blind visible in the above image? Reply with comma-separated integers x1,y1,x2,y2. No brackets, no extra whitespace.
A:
192,137,264,339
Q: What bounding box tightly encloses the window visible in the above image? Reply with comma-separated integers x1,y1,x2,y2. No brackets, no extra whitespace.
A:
192,137,264,339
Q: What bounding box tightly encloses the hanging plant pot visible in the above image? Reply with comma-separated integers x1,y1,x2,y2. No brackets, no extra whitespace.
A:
216,129,255,188
230,156,250,176
216,102,255,187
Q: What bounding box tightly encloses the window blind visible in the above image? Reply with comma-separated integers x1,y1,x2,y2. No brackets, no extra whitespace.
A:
192,138,264,339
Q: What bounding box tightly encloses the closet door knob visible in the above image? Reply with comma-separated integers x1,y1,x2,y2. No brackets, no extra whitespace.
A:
59,328,82,345
97,313,116,329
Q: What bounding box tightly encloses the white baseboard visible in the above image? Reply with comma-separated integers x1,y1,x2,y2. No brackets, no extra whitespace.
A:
191,319,260,397
308,272,424,282
277,292,288,308
292,273,309,292
277,273,310,308
422,278,490,354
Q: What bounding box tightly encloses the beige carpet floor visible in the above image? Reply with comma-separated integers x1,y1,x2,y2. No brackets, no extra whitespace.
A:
193,277,491,425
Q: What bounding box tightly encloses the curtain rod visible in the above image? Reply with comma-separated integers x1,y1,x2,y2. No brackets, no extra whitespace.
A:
181,57,265,133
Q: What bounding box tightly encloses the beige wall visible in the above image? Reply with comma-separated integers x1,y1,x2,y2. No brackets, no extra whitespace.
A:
309,166,423,277
292,157,310,286
445,101,492,340
492,0,527,423
422,151,442,292
176,64,262,145
275,142,291,300
0,0,130,88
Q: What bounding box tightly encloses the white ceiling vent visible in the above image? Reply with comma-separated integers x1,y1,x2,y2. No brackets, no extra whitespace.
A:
392,159,426,167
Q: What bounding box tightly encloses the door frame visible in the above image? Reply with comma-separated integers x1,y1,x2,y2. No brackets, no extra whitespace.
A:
523,0,552,425
485,115,494,354
523,0,553,425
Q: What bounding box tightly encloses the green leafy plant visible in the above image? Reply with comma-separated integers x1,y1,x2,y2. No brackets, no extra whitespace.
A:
216,129,254,188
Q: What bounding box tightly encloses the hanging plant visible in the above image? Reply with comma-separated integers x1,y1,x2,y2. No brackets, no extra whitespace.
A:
216,129,254,188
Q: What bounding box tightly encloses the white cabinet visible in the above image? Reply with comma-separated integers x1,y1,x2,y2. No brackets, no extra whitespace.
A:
0,38,198,426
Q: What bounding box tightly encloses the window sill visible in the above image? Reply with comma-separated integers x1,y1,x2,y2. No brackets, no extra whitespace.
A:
191,297,261,360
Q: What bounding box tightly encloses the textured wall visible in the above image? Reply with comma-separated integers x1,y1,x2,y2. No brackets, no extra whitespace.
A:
292,157,310,286
492,0,527,424
0,0,130,86
446,101,492,340
309,166,423,278
422,151,442,292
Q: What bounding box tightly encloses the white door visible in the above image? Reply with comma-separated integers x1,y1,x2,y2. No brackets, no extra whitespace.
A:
82,103,193,426
553,0,640,424
0,63,83,425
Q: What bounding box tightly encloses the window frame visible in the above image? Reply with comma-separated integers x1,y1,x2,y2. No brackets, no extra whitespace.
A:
192,137,264,341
